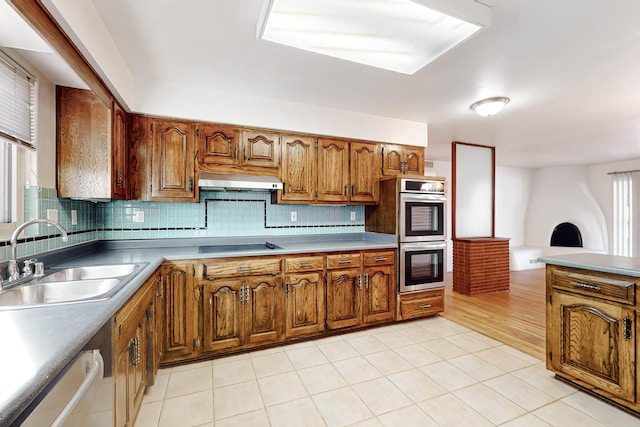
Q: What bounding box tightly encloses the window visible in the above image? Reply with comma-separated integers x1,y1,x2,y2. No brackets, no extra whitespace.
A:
612,171,639,256
0,50,36,235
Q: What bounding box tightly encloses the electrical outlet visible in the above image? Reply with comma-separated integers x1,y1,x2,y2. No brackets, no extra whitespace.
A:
290,211,297,222
350,211,357,221
133,210,145,223
71,210,78,225
46,209,58,225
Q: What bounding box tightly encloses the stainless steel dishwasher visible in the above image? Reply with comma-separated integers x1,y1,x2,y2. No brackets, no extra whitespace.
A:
17,322,114,427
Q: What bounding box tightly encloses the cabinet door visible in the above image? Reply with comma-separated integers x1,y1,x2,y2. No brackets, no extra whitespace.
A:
363,265,395,324
128,321,147,424
404,146,424,176
242,130,280,168
326,269,362,329
245,275,283,346
151,120,197,200
381,144,404,176
548,292,635,401
153,273,164,378
280,135,316,202
284,272,325,338
161,264,198,362
317,138,349,203
202,279,243,352
350,142,379,203
112,102,128,199
197,124,240,166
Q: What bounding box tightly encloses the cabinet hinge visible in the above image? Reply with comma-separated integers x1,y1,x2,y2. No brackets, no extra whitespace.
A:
195,150,199,160
549,351,553,361
150,124,153,132
315,141,318,149
196,128,199,137
549,294,553,304
192,267,196,276
315,191,318,198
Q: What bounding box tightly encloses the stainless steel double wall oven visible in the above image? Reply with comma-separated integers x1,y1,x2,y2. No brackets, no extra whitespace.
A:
366,176,447,293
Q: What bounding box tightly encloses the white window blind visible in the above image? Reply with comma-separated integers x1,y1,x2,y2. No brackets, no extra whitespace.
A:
612,171,638,256
0,50,36,149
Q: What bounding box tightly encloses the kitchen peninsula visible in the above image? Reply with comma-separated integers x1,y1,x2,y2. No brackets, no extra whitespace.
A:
539,252,640,416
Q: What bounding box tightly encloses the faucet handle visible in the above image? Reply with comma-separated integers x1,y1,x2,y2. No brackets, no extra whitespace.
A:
22,258,37,276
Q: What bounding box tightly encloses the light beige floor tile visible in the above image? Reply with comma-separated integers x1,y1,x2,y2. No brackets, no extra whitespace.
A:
170,360,212,372
533,401,608,426
465,330,503,347
267,396,326,427
396,325,439,343
448,353,504,381
511,364,578,399
420,361,477,391
212,358,256,388
373,330,415,348
251,351,294,378
420,338,468,359
215,409,270,427
499,344,543,364
211,353,250,366
312,387,373,427
348,418,384,427
392,344,441,367
364,350,413,376
193,423,214,427
143,373,169,402
282,340,316,350
352,377,412,416
317,340,361,362
377,404,438,427
445,333,494,353
134,401,162,427
418,393,493,427
250,346,285,357
346,335,389,355
297,363,348,394
158,390,213,427
419,318,471,338
562,391,640,427
213,380,264,420
387,368,447,402
157,367,171,376
332,357,382,384
165,366,212,399
285,345,329,369
453,383,527,424
475,346,537,372
500,413,552,427
485,374,556,411
258,371,308,406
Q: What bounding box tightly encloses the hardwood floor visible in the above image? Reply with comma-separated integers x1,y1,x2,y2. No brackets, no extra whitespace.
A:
440,268,546,361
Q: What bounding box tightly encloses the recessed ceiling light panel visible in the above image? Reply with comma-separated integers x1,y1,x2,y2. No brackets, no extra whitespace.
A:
258,0,489,75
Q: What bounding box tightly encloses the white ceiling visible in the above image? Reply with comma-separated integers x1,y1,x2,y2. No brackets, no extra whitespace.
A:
9,0,640,168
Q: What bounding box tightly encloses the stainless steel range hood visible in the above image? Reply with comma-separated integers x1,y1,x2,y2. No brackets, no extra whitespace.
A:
198,173,283,191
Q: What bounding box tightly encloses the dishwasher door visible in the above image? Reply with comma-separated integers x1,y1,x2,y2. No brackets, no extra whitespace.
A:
21,349,112,427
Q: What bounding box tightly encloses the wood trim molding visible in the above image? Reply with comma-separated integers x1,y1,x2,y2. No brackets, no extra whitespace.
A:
9,0,112,106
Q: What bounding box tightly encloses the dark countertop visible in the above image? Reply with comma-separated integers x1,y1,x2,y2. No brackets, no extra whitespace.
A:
0,232,396,426
537,252,640,277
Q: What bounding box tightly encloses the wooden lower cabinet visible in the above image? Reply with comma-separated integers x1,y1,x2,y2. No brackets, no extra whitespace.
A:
284,272,325,338
113,276,154,427
363,264,395,324
326,268,362,329
160,262,198,363
202,275,283,353
546,264,640,413
396,289,445,320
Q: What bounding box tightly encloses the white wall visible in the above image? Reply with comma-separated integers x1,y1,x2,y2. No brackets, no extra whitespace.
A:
525,166,607,251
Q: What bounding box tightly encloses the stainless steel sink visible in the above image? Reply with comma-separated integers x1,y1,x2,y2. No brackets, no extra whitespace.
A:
37,263,142,283
0,262,147,309
0,278,122,308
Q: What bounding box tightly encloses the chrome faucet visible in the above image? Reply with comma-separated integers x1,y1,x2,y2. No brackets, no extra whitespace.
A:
1,219,69,289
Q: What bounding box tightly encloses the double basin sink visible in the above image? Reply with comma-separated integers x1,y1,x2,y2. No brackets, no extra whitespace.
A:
0,263,147,310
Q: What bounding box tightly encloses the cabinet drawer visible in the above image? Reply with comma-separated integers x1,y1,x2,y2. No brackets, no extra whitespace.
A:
363,251,395,266
284,256,324,272
398,289,444,320
326,253,362,269
551,267,636,305
202,257,281,278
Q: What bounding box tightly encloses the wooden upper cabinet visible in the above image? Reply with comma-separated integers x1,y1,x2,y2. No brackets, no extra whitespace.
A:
382,144,424,176
57,86,126,200
151,119,198,201
197,124,240,166
112,102,128,199
350,142,379,203
279,135,317,202
317,138,349,203
242,130,280,168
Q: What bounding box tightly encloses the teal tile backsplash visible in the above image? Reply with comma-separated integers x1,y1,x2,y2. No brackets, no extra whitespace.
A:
1,188,364,263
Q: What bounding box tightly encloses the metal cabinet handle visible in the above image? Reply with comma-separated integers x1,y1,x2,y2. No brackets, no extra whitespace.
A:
374,257,388,262
624,316,633,341
129,336,140,367
344,186,348,197
188,177,193,192
338,259,352,265
244,284,250,302
571,281,601,292
298,262,313,267
238,266,253,271
234,146,238,160
285,282,290,297
418,304,432,309
357,274,363,289
364,273,369,289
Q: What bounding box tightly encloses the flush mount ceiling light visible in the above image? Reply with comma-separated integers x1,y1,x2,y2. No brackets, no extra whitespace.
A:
470,96,510,117
257,0,490,75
